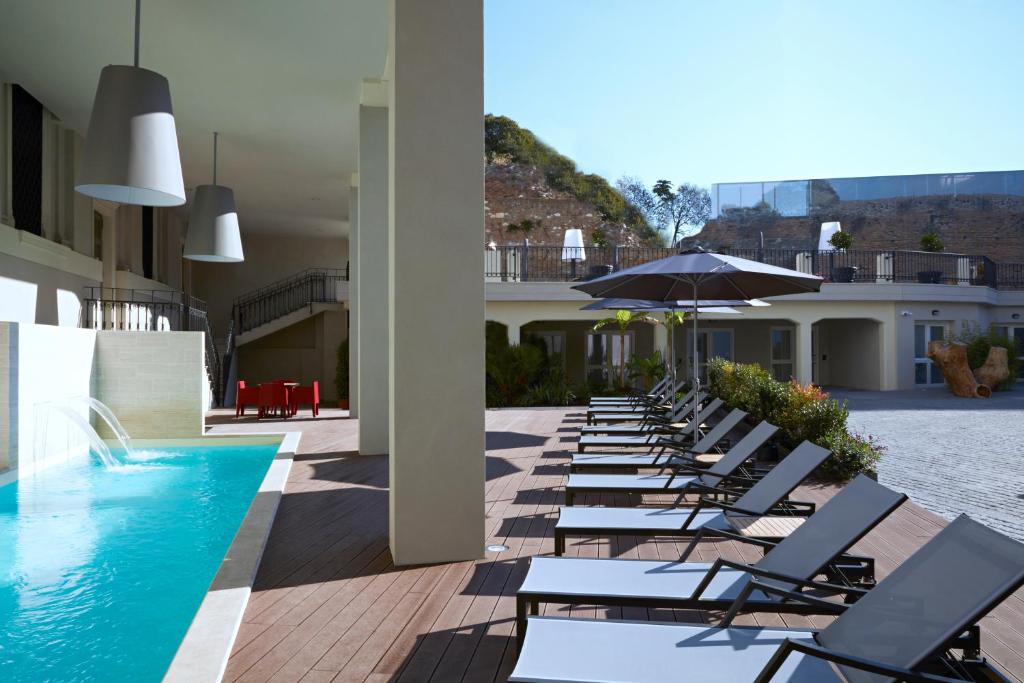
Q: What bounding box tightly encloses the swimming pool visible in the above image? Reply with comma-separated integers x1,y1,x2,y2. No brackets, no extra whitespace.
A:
0,442,281,681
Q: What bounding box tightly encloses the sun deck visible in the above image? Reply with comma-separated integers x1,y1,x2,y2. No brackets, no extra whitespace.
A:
206,407,1024,683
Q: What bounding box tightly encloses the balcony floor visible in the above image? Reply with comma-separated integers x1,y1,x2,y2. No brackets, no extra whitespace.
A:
205,407,1024,683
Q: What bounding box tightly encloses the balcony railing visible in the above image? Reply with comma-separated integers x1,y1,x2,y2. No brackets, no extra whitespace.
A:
484,245,1024,289
233,267,348,335
79,287,222,405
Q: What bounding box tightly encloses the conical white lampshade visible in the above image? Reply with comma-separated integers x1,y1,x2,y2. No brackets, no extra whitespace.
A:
76,65,185,206
184,185,244,262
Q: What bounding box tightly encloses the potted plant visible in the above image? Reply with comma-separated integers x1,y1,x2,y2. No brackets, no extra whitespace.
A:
917,232,944,284
336,338,350,409
827,231,857,283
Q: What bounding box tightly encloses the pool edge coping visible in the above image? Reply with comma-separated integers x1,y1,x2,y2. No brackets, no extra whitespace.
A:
163,430,301,683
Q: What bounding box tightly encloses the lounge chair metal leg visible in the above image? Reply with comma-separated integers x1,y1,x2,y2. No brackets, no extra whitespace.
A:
678,529,703,561
555,531,564,556
566,490,574,507
516,596,527,652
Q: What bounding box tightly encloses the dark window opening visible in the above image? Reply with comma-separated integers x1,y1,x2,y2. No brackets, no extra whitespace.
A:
93,211,103,258
142,206,154,279
11,84,43,236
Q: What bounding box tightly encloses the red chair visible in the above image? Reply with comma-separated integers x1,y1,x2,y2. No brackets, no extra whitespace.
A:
258,382,290,419
291,381,320,417
236,380,261,417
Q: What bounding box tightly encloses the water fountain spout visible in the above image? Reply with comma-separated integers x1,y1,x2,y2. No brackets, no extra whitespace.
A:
33,397,134,469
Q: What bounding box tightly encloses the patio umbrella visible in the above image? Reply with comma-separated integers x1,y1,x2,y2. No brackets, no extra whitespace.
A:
573,248,822,443
579,298,772,401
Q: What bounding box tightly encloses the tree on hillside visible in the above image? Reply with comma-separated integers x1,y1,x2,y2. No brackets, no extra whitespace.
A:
617,177,711,247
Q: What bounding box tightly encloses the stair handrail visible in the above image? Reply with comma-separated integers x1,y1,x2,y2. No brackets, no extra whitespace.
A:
233,267,348,335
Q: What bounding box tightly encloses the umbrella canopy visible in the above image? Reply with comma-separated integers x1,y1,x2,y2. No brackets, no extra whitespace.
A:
572,248,822,445
579,298,770,313
572,248,823,300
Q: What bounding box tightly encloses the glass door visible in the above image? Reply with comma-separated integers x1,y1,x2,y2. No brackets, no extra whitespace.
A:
770,327,794,381
586,331,634,386
687,329,734,382
914,323,947,385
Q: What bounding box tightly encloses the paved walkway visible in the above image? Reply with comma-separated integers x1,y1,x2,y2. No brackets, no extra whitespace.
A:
833,386,1024,541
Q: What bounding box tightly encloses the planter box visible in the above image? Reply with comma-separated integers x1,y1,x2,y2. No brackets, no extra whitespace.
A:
832,266,857,283
917,270,943,284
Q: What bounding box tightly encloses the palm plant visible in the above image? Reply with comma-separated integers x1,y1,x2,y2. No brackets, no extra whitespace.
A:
627,351,664,391
593,310,657,389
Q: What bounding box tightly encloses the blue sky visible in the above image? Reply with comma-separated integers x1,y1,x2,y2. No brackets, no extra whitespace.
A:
485,0,1024,190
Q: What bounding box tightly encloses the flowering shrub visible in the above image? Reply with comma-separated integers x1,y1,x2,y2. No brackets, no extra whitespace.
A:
707,358,882,480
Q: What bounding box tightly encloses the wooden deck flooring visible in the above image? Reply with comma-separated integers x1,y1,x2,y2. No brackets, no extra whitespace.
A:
206,406,1024,682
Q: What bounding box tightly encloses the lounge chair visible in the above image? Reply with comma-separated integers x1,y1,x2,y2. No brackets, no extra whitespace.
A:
512,515,1024,683
579,392,710,434
554,441,829,555
564,418,776,506
589,375,671,405
569,408,750,473
578,398,723,452
585,388,693,423
517,475,906,649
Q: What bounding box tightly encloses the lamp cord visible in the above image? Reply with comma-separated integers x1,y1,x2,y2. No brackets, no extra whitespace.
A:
133,0,141,67
213,132,218,185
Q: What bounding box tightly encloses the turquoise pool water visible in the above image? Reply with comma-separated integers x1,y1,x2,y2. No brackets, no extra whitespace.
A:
0,444,279,682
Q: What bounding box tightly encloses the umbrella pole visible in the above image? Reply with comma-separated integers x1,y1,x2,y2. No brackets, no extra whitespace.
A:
692,283,700,447
668,308,676,406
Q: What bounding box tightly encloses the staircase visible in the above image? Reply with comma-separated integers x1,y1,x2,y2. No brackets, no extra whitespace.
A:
221,267,348,405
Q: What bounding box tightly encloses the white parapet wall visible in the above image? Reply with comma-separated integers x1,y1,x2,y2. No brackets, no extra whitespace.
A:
0,323,208,478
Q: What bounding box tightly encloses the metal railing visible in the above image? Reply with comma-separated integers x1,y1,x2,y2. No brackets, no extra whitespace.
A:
79,287,223,405
233,267,348,335
484,244,1024,289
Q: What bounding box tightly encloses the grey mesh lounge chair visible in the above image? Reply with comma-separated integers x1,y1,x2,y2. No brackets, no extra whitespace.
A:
564,418,776,506
512,515,1024,683
569,408,749,473
517,475,905,649
589,375,671,405
554,441,828,555
578,398,723,453
586,388,693,424
580,399,711,436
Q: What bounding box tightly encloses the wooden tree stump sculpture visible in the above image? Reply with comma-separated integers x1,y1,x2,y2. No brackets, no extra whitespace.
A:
973,346,1010,389
926,340,992,398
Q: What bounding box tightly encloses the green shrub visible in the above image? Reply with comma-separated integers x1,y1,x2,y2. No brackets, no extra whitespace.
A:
525,361,577,406
486,343,546,407
920,232,945,252
707,358,881,480
828,231,853,250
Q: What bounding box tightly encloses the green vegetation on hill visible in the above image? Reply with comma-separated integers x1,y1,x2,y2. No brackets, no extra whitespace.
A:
485,115,657,243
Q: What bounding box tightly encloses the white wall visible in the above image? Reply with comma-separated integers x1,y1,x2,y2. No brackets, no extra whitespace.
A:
0,323,97,475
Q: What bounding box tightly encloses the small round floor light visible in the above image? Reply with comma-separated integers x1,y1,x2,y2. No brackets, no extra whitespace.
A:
486,544,509,553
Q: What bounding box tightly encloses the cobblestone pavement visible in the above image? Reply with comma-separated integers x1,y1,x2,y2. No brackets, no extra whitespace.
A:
831,387,1024,541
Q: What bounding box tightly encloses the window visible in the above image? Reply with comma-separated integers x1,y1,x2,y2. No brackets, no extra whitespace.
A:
914,323,947,385
687,329,734,382
586,330,633,386
992,325,1024,381
11,84,43,235
93,211,103,259
529,331,566,366
770,327,794,381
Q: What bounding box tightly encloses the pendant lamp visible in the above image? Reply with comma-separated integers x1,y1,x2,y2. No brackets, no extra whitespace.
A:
184,132,244,262
76,0,185,206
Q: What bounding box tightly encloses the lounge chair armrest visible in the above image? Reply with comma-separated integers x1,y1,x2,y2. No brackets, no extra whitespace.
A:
699,497,763,516
697,527,779,550
768,499,816,516
754,638,970,683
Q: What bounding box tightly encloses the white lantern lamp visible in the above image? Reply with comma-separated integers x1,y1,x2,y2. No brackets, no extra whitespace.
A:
184,132,244,262
562,228,586,279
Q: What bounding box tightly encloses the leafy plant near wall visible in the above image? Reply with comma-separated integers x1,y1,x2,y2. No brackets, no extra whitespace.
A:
627,351,665,392
484,114,657,243
828,231,853,250
336,339,349,400
484,322,578,407
707,358,883,480
953,323,1021,390
920,232,945,252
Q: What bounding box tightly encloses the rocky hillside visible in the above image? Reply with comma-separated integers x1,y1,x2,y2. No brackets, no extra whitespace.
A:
484,114,658,247
486,160,650,247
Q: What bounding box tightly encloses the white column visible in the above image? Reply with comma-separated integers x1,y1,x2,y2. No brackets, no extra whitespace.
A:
348,176,359,417
357,106,389,455
388,0,484,565
795,319,814,385
506,321,521,347
653,323,668,362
